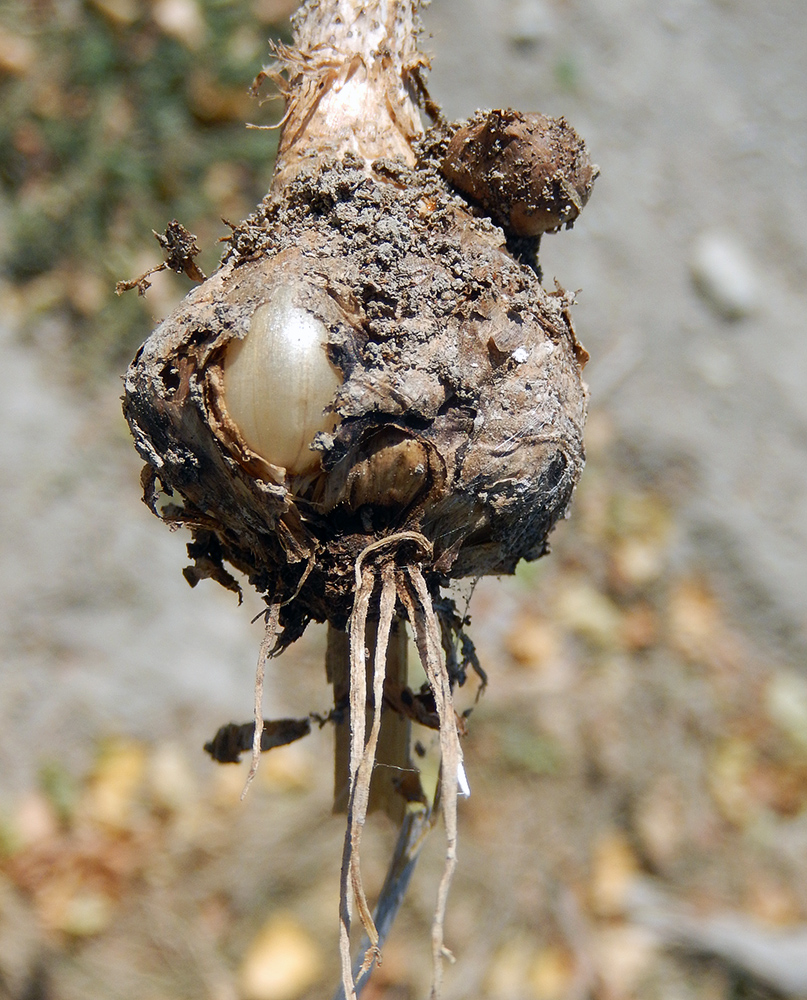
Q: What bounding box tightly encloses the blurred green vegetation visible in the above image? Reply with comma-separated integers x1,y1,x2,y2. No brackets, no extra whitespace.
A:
0,0,295,378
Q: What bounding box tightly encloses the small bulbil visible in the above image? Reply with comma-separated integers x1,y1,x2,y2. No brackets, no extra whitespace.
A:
441,108,598,237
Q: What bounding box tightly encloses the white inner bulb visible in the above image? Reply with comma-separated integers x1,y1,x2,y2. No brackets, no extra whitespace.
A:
223,285,341,474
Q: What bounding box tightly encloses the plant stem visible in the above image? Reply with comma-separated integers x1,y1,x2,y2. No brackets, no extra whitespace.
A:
271,0,424,191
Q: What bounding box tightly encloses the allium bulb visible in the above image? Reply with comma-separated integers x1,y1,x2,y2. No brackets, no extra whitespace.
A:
121,9,597,991
223,284,341,474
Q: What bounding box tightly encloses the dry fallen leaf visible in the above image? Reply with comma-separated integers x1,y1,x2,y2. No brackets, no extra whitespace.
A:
484,934,538,1000
11,792,59,850
555,580,622,651
528,944,576,1000
619,601,659,652
0,31,36,75
78,739,147,830
590,831,641,918
8,829,142,936
744,870,801,927
87,0,140,27
707,738,757,828
48,888,115,937
765,670,807,755
505,615,561,671
256,743,316,794
239,912,322,1000
607,491,671,590
633,774,685,869
148,742,198,814
667,578,723,664
153,0,206,49
592,924,658,998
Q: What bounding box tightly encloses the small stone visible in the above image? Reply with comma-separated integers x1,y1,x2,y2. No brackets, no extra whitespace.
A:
690,340,737,388
508,0,556,46
690,232,760,320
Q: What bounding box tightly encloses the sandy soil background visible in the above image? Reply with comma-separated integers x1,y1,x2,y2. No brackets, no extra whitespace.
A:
424,0,807,656
2,1,807,998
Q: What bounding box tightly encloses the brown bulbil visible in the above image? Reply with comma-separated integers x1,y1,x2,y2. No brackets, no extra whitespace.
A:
441,109,598,237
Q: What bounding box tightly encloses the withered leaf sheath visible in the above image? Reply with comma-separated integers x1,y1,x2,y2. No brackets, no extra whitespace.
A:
123,143,590,644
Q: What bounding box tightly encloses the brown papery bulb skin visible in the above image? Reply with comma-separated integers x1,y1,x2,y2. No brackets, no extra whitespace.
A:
441,109,598,237
222,285,341,474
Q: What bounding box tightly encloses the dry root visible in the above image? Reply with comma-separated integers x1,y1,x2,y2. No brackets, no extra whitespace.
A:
338,532,462,1000
242,602,280,799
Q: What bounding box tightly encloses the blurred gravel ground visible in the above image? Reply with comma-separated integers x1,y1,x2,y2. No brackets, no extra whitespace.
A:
422,0,807,657
2,1,807,999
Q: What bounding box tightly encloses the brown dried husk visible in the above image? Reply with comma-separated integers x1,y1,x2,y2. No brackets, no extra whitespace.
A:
123,147,589,647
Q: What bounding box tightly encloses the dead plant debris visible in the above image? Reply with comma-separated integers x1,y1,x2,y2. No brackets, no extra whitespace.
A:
116,221,206,297
118,0,597,995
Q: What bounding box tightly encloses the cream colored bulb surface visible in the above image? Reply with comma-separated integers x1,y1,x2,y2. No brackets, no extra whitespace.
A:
223,285,341,474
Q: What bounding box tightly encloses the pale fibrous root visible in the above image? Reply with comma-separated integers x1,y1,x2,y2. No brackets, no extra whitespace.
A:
338,531,463,1000
242,601,280,800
